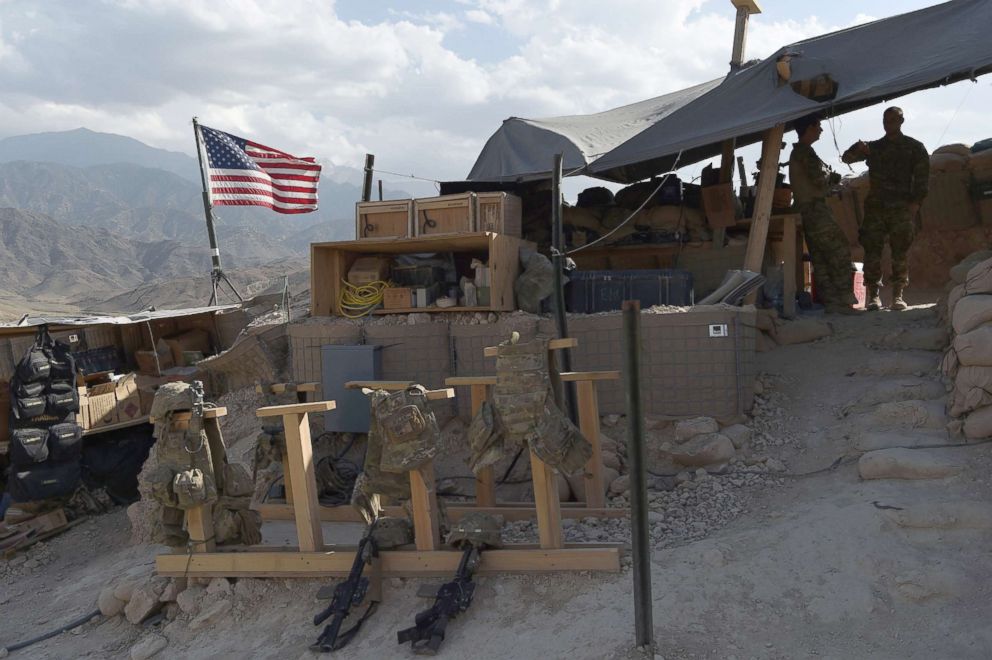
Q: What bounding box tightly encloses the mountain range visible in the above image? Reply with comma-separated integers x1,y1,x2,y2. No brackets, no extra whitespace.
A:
0,127,437,318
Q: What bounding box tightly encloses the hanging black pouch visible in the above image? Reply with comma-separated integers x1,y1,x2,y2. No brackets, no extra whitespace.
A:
48,422,83,461
14,395,47,420
10,427,49,465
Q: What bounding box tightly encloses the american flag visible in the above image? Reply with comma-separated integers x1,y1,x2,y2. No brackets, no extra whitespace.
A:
199,124,320,214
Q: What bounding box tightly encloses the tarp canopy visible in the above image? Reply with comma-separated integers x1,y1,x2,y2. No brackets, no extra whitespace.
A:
0,305,239,337
467,0,992,184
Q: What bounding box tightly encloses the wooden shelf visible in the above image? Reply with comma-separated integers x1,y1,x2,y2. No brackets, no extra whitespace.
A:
82,416,150,436
311,232,533,317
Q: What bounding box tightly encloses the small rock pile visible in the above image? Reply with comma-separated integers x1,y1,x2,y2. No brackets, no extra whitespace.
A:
941,253,992,439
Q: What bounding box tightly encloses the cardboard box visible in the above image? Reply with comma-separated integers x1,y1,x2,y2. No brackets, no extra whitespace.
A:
135,348,174,375
383,287,413,310
163,329,211,365
701,183,737,228
347,256,391,285
87,390,118,428
115,374,143,422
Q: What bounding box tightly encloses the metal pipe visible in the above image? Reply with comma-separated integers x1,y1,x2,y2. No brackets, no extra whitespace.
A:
551,153,578,424
192,117,223,273
362,154,375,202
622,299,653,648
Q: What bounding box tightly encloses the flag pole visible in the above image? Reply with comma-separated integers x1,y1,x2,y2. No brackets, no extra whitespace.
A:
192,116,244,305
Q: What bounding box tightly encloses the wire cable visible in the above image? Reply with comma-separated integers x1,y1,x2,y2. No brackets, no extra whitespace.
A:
564,150,683,255
339,280,390,318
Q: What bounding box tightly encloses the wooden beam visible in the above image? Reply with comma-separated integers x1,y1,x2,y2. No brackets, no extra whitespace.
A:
743,124,786,298
186,505,216,553
576,381,605,509
530,451,563,549
469,383,496,507
559,370,620,382
282,411,324,551
410,463,441,551
254,502,628,523
280,451,294,505
149,407,226,424
256,401,335,418
157,546,621,577
255,382,320,395
484,337,577,357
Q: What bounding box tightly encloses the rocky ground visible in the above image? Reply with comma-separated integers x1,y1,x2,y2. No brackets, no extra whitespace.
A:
3,300,992,659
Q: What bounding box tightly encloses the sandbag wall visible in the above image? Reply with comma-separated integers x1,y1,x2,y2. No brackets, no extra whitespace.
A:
941,253,992,440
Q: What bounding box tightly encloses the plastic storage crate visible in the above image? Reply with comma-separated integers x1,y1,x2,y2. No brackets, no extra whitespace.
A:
566,269,693,313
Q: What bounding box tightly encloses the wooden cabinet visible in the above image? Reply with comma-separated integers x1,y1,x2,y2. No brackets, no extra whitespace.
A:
355,200,413,239
414,193,476,236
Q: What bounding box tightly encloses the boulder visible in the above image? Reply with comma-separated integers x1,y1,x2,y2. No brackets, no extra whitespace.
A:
98,587,126,617
670,433,736,467
858,448,961,480
124,584,164,625
720,424,752,449
188,599,233,631
674,417,719,442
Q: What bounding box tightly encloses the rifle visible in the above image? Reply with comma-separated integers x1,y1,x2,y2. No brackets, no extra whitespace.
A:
396,545,481,655
311,533,379,652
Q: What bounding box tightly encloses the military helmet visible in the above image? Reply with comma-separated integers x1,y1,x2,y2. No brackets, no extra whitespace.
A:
446,512,503,550
149,382,193,420
369,516,414,550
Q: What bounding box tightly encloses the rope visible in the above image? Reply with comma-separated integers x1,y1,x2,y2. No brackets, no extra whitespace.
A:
338,280,391,318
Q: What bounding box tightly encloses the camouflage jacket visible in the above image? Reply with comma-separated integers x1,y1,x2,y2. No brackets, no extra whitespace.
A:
789,142,832,205
842,134,930,204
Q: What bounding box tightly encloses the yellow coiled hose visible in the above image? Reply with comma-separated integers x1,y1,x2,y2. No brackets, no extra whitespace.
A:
339,279,390,318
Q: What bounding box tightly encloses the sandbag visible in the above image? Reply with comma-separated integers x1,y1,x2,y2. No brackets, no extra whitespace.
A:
953,325,992,366
950,251,992,284
563,206,602,231
576,187,614,208
514,252,556,314
930,153,968,173
946,284,966,324
964,258,992,295
934,143,972,158
964,404,992,439
970,147,992,172
949,366,992,417
952,295,992,335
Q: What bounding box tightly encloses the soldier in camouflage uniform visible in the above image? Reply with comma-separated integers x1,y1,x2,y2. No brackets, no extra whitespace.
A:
843,107,930,311
789,114,858,314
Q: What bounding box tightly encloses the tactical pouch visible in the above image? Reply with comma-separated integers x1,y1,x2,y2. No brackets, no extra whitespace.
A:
8,461,81,503
173,468,216,509
14,380,45,399
47,422,83,461
16,349,51,384
46,389,80,417
48,346,76,382
378,388,439,473
9,427,49,465
47,381,74,395
14,395,47,420
149,467,180,508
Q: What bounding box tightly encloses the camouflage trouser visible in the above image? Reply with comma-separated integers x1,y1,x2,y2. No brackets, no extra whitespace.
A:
859,198,915,290
799,200,855,306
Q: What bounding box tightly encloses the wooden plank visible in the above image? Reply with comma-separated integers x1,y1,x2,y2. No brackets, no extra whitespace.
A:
186,505,216,553
410,463,441,551
372,306,492,315
157,546,621,577
82,415,150,436
576,381,605,509
280,451,294,505
256,401,335,418
311,242,334,317
282,412,324,551
255,502,628,523
559,370,621,382
529,451,563,549
469,383,496,507
311,233,491,253
255,382,320,395
484,337,577,357
731,0,762,13
149,408,226,423
782,213,798,318
743,124,786,303
445,376,496,387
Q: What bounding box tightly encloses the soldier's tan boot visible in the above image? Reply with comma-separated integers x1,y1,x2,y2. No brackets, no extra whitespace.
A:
891,286,908,311
866,285,881,311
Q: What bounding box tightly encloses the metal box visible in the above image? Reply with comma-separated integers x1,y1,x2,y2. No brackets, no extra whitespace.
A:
321,345,381,433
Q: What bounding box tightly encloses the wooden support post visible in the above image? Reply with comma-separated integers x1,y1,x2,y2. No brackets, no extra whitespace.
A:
470,383,496,507
257,401,336,552
743,124,786,302
576,380,605,508
530,451,563,549
281,450,295,505
410,462,441,551
782,214,798,318
186,505,216,553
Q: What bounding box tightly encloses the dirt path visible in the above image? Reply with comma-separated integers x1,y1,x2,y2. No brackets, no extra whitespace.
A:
3,304,991,659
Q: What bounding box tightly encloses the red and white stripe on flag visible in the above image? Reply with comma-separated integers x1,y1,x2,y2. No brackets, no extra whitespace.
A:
200,125,321,214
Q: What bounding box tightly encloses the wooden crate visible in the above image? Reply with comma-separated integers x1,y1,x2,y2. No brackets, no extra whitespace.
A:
383,287,414,310
414,193,477,236
311,233,532,316
355,200,413,240
477,192,522,237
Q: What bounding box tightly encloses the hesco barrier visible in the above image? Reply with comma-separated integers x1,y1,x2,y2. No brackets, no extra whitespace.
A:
288,305,756,421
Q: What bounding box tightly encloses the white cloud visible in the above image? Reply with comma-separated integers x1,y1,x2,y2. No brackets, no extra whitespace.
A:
0,0,988,190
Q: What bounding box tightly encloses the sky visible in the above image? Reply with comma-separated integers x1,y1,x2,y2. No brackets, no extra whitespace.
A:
0,0,989,197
